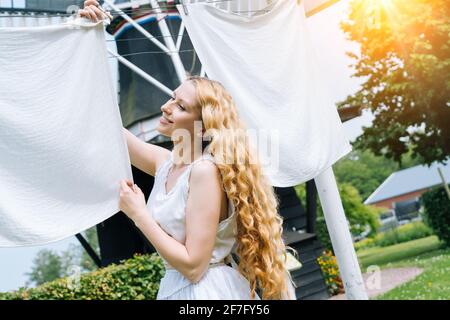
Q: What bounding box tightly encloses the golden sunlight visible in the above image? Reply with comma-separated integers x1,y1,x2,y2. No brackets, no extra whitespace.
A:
380,0,394,9
358,0,402,30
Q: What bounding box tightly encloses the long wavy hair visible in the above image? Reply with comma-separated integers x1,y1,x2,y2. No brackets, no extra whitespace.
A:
186,75,297,300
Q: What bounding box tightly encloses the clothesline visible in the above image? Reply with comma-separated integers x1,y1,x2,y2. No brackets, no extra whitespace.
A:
0,0,245,15
107,49,196,58
0,10,173,18
107,34,187,42
0,0,271,18
103,0,235,12
0,8,270,18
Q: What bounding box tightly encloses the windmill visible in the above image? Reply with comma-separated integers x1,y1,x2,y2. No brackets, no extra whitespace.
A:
1,0,365,299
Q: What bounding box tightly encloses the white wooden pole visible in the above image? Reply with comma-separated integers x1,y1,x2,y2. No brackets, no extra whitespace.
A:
103,0,170,53
175,21,185,50
107,49,173,96
149,0,187,83
314,166,368,299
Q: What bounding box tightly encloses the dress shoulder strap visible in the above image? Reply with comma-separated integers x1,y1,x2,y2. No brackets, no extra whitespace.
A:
181,153,215,179
188,152,216,167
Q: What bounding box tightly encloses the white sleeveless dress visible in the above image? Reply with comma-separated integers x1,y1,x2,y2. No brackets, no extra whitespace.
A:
146,150,261,300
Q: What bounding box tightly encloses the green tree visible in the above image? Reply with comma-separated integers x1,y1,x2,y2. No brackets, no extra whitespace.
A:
26,227,100,287
25,250,65,286
421,184,450,247
339,0,450,166
295,182,382,252
333,148,424,201
338,183,381,237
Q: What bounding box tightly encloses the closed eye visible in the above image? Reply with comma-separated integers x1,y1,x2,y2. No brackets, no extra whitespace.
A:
170,97,185,110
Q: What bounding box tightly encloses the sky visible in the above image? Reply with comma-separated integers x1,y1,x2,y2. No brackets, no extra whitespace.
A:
0,0,374,292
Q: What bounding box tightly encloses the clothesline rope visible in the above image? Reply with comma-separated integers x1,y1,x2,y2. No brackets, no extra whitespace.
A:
107,49,196,58
107,34,187,42
0,8,270,18
0,0,271,17
105,0,236,12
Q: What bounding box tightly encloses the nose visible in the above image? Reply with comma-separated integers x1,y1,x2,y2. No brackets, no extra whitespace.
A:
161,102,171,115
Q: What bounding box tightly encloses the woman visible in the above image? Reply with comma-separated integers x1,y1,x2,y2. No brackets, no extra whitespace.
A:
80,0,297,300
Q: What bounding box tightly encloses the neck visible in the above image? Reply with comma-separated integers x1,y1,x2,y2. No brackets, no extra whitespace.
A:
172,140,204,168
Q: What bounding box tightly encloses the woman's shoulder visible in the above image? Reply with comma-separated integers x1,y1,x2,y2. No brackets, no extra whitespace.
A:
190,155,218,175
188,154,221,183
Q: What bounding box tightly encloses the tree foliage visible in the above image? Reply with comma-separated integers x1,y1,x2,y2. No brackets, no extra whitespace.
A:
295,181,382,252
25,250,65,286
332,148,424,201
26,227,100,287
421,184,450,247
339,0,450,166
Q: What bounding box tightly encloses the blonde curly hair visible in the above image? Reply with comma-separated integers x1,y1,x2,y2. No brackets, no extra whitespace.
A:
186,75,297,300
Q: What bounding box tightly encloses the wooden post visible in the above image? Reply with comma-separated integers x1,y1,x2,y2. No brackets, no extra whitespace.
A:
315,166,368,299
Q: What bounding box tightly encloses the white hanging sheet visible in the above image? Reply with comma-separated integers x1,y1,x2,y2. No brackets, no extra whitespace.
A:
177,0,352,187
0,17,132,247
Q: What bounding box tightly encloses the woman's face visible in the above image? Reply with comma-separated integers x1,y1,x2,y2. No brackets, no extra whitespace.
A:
157,81,202,139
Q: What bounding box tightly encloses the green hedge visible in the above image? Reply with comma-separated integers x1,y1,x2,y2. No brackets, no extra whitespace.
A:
0,253,165,300
422,184,450,247
354,221,434,251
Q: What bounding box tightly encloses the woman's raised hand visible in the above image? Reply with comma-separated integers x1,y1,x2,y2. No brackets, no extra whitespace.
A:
79,0,113,22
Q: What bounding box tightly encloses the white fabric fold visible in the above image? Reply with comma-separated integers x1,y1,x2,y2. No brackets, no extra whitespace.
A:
0,17,132,247
177,0,352,187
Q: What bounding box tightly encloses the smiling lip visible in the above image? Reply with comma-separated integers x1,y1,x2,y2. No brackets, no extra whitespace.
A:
160,117,173,124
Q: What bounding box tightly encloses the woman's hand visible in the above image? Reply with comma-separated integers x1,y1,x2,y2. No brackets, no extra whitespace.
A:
119,179,149,223
79,0,113,22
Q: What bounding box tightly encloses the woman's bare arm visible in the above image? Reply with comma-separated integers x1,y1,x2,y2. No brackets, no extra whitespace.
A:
123,128,170,177
79,2,168,176
132,160,223,283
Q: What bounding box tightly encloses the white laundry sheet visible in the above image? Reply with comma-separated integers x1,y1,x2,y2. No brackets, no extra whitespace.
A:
0,17,132,247
178,0,352,187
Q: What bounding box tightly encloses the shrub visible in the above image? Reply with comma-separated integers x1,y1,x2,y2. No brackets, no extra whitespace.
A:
299,183,381,254
375,221,433,247
354,221,434,251
421,184,450,247
0,253,165,300
354,237,376,251
315,216,333,252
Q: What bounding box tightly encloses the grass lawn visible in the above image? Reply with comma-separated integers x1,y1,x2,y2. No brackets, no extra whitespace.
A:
357,236,443,270
356,236,450,300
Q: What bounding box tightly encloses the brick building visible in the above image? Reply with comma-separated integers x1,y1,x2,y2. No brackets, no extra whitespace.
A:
364,161,450,210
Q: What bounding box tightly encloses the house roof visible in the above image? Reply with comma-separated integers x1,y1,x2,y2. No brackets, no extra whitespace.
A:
364,160,450,205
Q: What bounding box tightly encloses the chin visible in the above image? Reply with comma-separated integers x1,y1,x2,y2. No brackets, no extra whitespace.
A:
156,127,170,137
